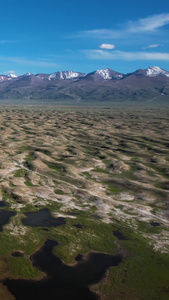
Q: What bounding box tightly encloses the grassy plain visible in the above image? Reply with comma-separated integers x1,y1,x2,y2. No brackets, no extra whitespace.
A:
0,103,168,299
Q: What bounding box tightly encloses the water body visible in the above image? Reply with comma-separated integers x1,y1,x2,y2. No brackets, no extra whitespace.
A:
0,210,15,232
150,222,161,227
0,201,6,208
113,230,127,240
12,252,24,257
4,239,123,300
75,254,83,262
22,208,65,227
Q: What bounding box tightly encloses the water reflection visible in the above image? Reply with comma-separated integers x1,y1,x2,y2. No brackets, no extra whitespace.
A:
22,209,65,227
0,210,15,232
4,239,123,300
113,230,127,240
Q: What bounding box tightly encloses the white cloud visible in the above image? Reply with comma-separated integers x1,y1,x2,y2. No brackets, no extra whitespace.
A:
99,43,115,50
74,29,126,39
148,44,160,48
142,44,161,50
73,14,169,39
128,14,169,32
82,49,169,61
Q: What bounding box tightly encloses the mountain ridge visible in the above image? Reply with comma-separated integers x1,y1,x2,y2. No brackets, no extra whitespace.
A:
1,66,169,82
0,66,169,102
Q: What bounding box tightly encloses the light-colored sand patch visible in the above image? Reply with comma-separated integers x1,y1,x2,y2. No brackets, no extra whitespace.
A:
9,203,25,211
118,192,135,201
27,172,40,185
143,230,169,253
0,162,18,178
52,212,77,219
32,187,59,202
79,167,94,173
4,220,28,236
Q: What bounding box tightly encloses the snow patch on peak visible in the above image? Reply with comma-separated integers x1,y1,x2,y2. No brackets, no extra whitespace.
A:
7,73,18,78
59,72,64,79
0,75,8,82
116,74,123,79
61,71,79,79
96,69,112,80
146,66,169,77
48,73,57,80
96,68,123,80
48,71,86,80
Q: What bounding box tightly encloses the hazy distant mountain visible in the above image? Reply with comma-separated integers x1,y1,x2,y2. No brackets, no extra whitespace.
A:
0,66,168,102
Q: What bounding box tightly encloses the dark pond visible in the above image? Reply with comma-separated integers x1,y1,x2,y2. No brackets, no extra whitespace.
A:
4,239,123,300
0,201,6,208
22,209,65,227
113,230,127,240
75,254,83,262
150,222,161,227
12,252,24,257
0,210,15,232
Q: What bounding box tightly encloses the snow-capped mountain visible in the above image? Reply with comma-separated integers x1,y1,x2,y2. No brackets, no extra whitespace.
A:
0,72,18,82
0,66,168,102
83,68,124,81
7,72,18,79
1,66,168,83
48,71,86,80
96,68,124,80
145,66,169,77
127,66,169,78
0,75,9,82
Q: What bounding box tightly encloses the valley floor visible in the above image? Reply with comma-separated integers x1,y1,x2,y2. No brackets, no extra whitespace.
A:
0,105,168,299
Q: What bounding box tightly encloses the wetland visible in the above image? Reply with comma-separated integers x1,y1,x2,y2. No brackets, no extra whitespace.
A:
4,239,122,300
0,104,168,299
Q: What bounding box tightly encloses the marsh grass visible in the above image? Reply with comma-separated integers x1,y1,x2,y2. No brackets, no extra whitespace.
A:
9,257,41,279
0,106,168,299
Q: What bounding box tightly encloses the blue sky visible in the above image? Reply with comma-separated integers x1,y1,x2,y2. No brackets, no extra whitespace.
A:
0,0,169,75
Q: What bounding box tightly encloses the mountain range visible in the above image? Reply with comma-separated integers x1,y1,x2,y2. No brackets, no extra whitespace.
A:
0,66,169,102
